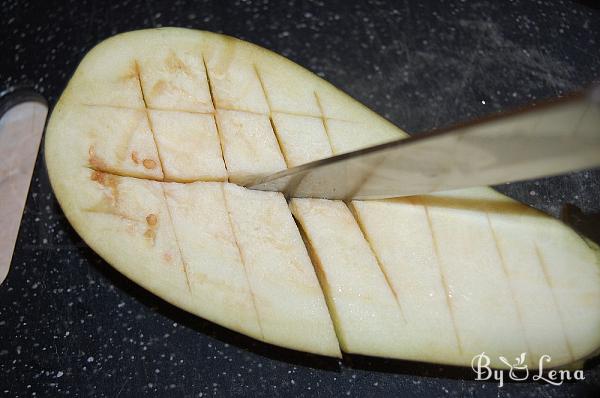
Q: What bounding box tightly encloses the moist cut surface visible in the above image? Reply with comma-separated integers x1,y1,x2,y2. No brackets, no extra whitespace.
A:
45,28,600,368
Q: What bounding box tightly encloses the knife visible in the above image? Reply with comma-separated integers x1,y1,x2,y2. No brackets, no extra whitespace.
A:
247,85,600,200
0,90,48,285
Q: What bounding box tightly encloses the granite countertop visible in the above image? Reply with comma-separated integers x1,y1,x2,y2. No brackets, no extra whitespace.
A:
1,0,599,396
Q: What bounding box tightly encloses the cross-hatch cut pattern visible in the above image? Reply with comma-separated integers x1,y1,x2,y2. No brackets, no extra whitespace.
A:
81,102,353,121
80,56,562,361
84,63,349,183
79,56,367,351
201,58,264,337
81,58,467,354
137,60,193,293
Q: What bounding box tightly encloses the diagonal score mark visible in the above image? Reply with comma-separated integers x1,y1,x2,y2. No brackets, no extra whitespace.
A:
161,185,193,293
253,64,288,168
201,55,217,112
134,61,167,180
135,60,192,293
423,202,464,356
268,117,290,167
202,55,230,182
221,185,265,340
252,64,273,111
485,211,535,365
314,92,335,154
291,213,345,351
534,243,575,362
348,202,407,323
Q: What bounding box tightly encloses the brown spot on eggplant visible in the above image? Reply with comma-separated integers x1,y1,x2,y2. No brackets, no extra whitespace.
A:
146,213,158,226
143,159,157,169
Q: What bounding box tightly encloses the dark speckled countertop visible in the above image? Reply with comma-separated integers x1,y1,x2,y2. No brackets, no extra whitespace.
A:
1,1,599,397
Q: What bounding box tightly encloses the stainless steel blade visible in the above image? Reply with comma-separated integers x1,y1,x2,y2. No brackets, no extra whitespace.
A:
248,86,600,200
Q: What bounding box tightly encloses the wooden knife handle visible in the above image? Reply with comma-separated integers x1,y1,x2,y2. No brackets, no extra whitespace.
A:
0,99,47,285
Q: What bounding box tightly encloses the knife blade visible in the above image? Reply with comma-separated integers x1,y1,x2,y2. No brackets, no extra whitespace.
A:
247,86,600,200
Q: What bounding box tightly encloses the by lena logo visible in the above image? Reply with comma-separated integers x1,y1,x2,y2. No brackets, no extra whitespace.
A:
499,353,529,381
471,352,584,387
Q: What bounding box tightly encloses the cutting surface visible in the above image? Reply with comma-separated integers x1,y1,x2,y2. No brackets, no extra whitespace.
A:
1,0,600,397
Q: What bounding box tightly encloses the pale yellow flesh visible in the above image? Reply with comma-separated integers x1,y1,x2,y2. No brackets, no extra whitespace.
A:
162,181,262,339
289,198,408,358
271,112,332,167
224,185,340,357
149,110,226,182
45,28,600,368
214,109,286,185
348,198,464,365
